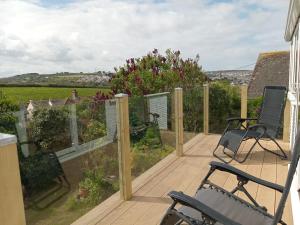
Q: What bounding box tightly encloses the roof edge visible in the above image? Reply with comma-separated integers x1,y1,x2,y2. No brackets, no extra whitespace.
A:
285,0,300,42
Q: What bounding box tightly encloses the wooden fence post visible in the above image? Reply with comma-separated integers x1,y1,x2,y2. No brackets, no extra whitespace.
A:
283,99,291,142
240,84,248,128
175,88,183,156
0,133,26,225
115,94,132,200
203,84,209,135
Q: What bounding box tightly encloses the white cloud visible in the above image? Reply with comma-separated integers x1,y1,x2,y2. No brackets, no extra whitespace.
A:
0,0,289,77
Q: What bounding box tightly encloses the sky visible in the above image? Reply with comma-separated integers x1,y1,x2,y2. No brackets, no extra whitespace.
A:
0,0,290,77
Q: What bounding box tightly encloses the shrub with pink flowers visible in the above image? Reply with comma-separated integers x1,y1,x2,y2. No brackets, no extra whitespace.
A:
109,49,207,96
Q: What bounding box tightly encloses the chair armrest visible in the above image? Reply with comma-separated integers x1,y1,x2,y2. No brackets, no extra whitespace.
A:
168,191,241,225
210,161,284,193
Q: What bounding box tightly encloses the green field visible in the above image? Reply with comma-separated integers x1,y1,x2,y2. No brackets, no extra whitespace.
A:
0,87,110,104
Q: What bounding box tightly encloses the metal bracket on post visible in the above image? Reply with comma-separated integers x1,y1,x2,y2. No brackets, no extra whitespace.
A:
175,88,183,157
115,93,132,200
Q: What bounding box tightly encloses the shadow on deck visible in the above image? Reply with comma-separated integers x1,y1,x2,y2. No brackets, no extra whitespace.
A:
72,134,293,225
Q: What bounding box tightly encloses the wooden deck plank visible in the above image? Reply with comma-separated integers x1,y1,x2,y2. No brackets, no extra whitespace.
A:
71,134,293,225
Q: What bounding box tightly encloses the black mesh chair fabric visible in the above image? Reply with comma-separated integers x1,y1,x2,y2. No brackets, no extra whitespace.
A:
219,129,262,153
258,87,287,138
178,187,273,225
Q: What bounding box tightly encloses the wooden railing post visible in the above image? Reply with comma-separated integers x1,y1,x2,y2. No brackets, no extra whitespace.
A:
115,94,132,200
175,88,183,157
0,133,26,225
203,84,209,135
283,99,291,142
240,84,248,128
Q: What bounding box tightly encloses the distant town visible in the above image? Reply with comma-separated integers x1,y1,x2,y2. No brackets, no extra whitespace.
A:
205,70,253,85
0,69,253,87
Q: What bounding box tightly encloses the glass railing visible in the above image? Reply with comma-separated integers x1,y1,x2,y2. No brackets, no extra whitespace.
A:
183,86,203,144
209,83,241,134
129,92,175,178
11,98,119,225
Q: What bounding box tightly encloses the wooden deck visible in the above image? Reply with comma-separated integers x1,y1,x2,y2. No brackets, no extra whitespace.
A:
72,134,293,225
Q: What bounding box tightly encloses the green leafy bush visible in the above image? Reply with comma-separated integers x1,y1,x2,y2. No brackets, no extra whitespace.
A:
81,119,106,142
78,169,118,206
248,96,263,119
209,81,241,133
76,100,107,143
183,86,203,132
30,107,71,151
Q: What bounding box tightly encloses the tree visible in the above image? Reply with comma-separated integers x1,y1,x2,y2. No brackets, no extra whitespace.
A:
110,49,207,96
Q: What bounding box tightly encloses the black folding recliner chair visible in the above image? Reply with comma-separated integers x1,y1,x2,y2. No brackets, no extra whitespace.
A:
160,127,300,225
213,86,287,164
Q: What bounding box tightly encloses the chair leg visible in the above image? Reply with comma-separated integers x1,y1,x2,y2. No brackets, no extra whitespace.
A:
218,139,259,164
257,138,287,160
233,139,259,163
213,145,234,164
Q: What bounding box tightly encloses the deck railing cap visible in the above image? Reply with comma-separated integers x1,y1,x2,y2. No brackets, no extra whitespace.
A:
0,133,17,147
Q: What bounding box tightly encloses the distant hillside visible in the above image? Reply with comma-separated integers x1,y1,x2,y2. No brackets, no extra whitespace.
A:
205,70,253,84
0,71,113,87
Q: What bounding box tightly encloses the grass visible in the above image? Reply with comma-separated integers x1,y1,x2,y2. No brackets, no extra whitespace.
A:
0,87,110,104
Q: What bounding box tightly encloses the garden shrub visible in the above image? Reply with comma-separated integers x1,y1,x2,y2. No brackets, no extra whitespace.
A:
78,169,118,206
183,86,203,132
81,119,106,142
209,81,241,133
30,107,71,151
248,96,263,119
76,99,107,143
